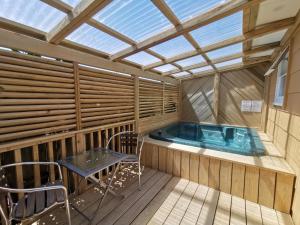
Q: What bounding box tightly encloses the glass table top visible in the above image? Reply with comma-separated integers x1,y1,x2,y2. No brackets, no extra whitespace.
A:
59,148,128,178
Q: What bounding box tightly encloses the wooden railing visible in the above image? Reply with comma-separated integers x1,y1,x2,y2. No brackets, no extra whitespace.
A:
0,120,135,195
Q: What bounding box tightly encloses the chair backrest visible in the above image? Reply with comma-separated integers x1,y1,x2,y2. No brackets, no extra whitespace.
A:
106,131,144,155
0,162,65,224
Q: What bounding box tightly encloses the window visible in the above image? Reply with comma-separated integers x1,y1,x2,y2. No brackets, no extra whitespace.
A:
274,52,288,106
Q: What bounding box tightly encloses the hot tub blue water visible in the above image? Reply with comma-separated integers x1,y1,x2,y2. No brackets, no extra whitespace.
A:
149,122,265,156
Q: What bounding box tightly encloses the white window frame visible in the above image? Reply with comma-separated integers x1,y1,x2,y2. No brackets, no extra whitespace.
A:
273,52,288,106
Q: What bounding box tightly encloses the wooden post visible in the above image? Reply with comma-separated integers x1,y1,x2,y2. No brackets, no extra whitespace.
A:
14,149,24,198
134,75,139,133
262,76,270,132
61,139,68,187
76,132,86,192
47,142,55,182
162,82,165,115
212,73,220,124
74,62,82,130
178,80,182,118
32,145,41,187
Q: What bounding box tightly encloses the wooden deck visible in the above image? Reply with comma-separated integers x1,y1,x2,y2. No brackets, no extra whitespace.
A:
31,168,294,225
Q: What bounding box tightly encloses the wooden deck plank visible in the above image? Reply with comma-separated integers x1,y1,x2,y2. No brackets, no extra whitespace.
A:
230,196,246,225
72,169,157,225
164,181,198,225
196,188,220,225
131,177,181,225
36,168,152,225
180,184,209,225
97,171,166,225
245,200,263,225
147,179,189,225
213,192,232,225
31,171,295,225
113,173,172,225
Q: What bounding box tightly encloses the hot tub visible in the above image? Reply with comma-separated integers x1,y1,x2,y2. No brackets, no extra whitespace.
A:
149,122,265,156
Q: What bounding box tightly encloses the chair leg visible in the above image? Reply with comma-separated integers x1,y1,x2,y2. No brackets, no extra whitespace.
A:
63,190,72,225
138,162,141,190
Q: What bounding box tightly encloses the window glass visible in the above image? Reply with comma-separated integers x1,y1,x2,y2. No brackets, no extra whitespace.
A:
274,53,288,106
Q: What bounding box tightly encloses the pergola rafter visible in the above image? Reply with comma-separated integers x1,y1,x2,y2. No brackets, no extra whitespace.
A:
37,0,183,74
110,0,263,61
143,17,293,72
0,0,293,80
47,0,112,44
163,42,280,76
181,55,272,80
150,0,219,73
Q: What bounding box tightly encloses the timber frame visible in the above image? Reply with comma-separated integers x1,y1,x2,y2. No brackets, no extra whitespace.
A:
0,0,297,81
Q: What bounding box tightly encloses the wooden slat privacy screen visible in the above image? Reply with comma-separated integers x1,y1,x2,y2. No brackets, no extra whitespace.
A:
0,49,180,143
164,83,179,114
139,79,179,119
0,50,77,142
78,65,135,128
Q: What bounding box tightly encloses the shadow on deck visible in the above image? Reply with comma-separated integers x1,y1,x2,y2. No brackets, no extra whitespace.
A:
29,167,294,225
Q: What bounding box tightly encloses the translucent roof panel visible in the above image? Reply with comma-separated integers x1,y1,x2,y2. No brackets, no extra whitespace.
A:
150,36,195,58
252,29,287,47
154,64,177,73
207,43,243,60
60,0,81,7
93,0,173,42
190,12,243,47
66,24,131,54
190,65,214,74
172,71,190,78
165,0,223,22
0,0,66,32
175,55,205,67
125,51,161,66
249,49,274,58
215,58,242,68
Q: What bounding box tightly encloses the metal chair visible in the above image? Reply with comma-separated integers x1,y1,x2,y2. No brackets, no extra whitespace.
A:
0,162,71,225
106,131,145,189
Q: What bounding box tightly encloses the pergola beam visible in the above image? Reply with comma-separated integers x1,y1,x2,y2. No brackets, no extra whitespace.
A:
151,0,218,72
43,0,182,72
41,0,72,13
144,18,294,70
0,28,178,84
164,43,279,76
110,0,263,61
47,0,112,44
181,55,271,80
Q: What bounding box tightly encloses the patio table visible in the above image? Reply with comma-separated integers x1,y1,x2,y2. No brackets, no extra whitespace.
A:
58,148,128,224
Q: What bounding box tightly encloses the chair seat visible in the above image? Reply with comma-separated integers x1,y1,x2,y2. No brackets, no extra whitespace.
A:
12,181,65,220
122,154,139,162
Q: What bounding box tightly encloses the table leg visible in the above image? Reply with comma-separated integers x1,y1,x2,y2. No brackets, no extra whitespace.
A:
90,162,121,224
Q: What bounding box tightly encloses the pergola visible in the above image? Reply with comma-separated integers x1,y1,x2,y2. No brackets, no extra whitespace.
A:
0,0,298,82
